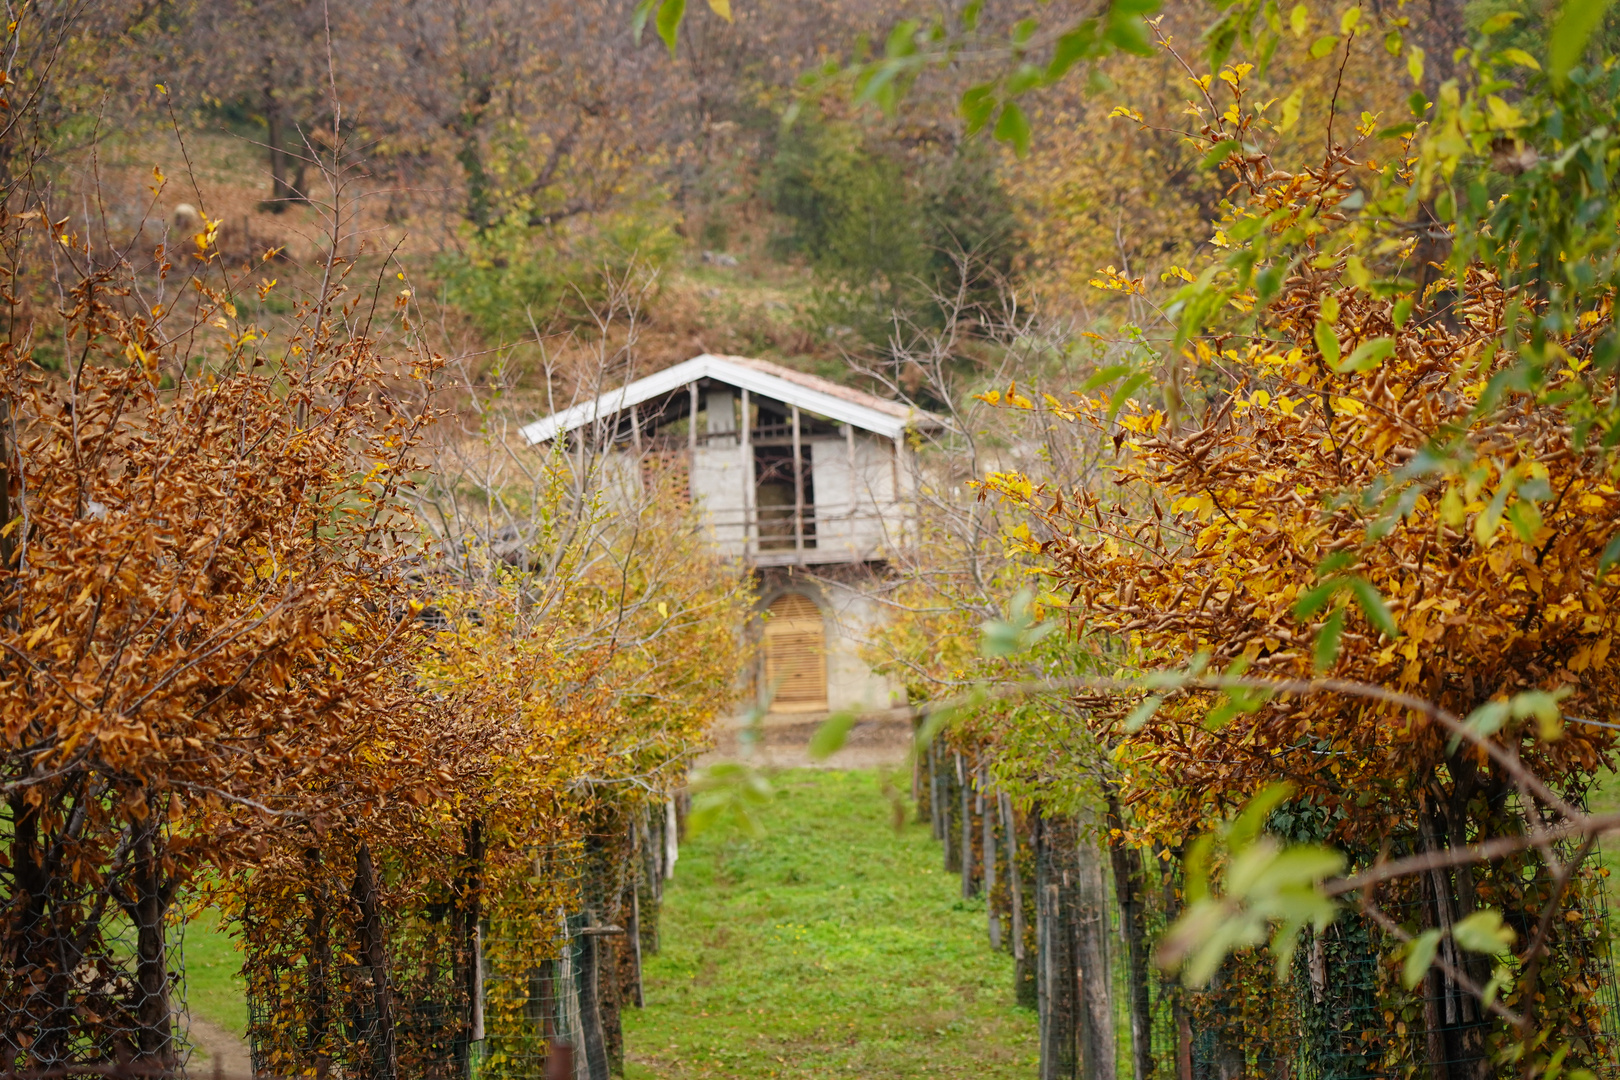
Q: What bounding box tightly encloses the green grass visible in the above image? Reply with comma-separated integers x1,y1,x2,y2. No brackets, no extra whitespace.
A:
182,905,248,1037
623,769,1037,1079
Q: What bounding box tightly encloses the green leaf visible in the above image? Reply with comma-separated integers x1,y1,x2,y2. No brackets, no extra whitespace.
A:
656,0,686,57
1404,929,1442,989
1048,21,1100,81
1294,578,1343,620
886,19,921,58
632,0,658,45
1108,371,1152,421
1452,909,1516,955
1124,694,1164,732
1230,781,1294,852
1479,11,1522,33
1316,550,1355,576
808,711,858,761
1184,833,1215,901
1461,700,1512,748
1598,534,1620,579
1314,608,1346,671
1246,844,1346,896
1309,34,1340,59
961,0,984,31
1550,0,1615,82
1278,87,1305,132
993,101,1032,157
1006,62,1044,97
1393,297,1415,328
1105,3,1155,56
960,84,998,134
1498,47,1541,71
1336,336,1394,373
1082,363,1134,391
1314,320,1341,367
1200,139,1241,171
1349,577,1399,638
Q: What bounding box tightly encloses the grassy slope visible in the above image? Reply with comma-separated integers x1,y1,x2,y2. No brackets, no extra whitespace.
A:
624,769,1037,1080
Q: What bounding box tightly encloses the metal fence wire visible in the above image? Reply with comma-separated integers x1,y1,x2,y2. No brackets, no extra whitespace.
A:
922,738,1620,1080
1,815,209,1080
237,795,679,1080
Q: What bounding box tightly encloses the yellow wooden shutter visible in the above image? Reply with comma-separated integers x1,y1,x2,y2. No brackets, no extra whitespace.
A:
764,593,827,712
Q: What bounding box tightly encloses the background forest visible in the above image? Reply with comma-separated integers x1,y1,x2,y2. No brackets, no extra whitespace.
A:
4,0,1620,1079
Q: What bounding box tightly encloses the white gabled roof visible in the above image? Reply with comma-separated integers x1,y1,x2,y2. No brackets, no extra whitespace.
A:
518,353,946,444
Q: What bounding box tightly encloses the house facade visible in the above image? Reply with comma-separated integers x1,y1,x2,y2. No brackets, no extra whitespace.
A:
521,353,944,720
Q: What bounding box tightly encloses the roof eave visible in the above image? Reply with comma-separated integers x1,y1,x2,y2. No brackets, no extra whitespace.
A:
517,354,945,445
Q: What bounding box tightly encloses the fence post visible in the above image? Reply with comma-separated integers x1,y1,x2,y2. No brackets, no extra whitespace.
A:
1075,807,1116,1080
959,752,976,899
576,910,609,1080
1036,811,1080,1080
982,767,1000,950
1105,792,1153,1080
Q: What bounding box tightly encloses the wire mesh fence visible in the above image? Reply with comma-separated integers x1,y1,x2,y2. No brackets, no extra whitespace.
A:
233,796,679,1080
922,737,1620,1080
1,814,214,1080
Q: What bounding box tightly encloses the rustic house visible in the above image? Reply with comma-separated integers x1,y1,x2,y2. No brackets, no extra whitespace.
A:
521,353,946,720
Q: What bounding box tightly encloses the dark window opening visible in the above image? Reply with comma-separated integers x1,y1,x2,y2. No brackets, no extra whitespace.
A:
754,444,815,550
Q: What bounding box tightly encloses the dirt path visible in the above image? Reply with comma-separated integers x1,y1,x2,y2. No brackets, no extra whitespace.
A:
700,708,915,770
184,1015,254,1080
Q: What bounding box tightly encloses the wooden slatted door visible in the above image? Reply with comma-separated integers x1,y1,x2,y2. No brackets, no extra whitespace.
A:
763,593,827,712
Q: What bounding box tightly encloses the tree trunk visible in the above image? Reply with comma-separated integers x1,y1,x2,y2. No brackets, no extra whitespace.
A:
351,843,398,1080
1107,793,1153,1080
130,813,175,1071
1001,791,1036,1007
455,822,486,1073
263,64,301,209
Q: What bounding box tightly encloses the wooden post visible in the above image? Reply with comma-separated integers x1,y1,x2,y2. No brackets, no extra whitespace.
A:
1075,808,1117,1080
1036,813,1080,1080
982,767,1000,950
629,888,644,1008
1107,792,1153,1080
688,382,699,450
958,752,975,899
629,402,642,452
791,404,804,553
928,737,943,841
577,911,609,1080
740,388,752,554
844,423,858,557
1001,793,1025,960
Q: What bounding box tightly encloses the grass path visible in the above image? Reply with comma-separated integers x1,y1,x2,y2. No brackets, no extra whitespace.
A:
623,769,1037,1079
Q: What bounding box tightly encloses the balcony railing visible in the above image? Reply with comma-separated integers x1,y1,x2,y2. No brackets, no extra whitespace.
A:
699,505,896,566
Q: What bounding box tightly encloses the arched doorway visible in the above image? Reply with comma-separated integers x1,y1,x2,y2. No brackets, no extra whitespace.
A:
763,593,827,712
